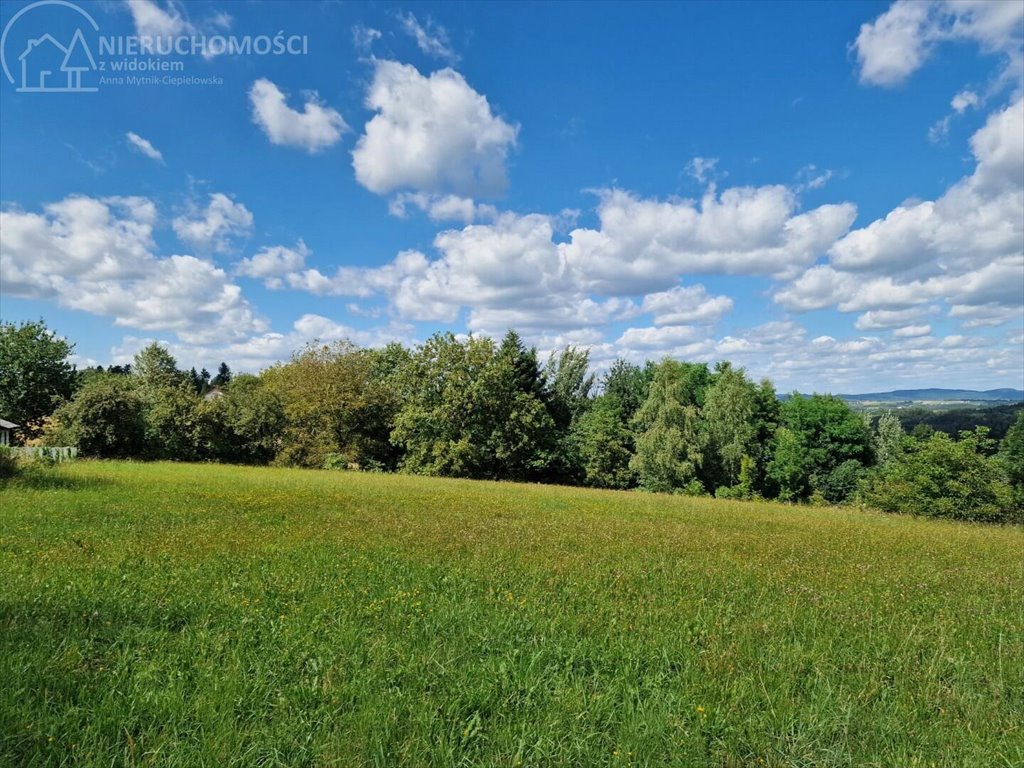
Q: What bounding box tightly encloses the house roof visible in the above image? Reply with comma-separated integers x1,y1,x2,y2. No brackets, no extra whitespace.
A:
203,387,226,400
0,419,19,429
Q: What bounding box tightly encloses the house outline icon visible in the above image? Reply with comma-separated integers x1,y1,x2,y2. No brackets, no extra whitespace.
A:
17,27,97,92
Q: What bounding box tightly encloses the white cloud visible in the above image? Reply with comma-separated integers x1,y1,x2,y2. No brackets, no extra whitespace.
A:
854,306,938,330
172,193,253,253
124,0,230,57
0,196,155,296
969,96,1024,191
284,249,430,299
388,192,498,224
352,24,382,53
125,0,191,40
795,165,834,192
249,79,348,153
580,312,1021,393
270,178,853,341
686,156,719,184
893,324,933,337
949,302,1024,328
126,131,164,163
831,101,1023,274
391,213,568,323
928,115,954,145
853,1,1024,87
951,89,980,113
397,12,458,62
235,241,310,283
110,315,417,373
352,60,518,197
640,284,733,326
71,255,265,345
560,187,856,293
467,299,633,336
616,325,701,350
778,99,1024,322
0,195,265,345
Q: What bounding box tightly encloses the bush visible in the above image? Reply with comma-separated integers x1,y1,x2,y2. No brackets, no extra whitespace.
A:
815,459,866,504
323,453,353,471
0,447,18,479
678,479,708,497
49,375,146,458
862,429,1016,523
715,485,741,499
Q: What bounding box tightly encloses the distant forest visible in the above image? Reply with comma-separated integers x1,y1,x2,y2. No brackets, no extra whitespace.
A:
898,404,1024,441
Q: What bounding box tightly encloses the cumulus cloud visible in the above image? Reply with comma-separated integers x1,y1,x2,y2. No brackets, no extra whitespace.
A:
853,0,1024,87
777,99,1024,324
893,324,933,337
283,249,430,299
949,302,1024,328
388,192,498,224
615,325,702,350
854,306,938,330
73,255,264,345
352,60,518,197
235,241,311,284
560,187,856,293
0,195,265,345
390,213,568,323
126,131,164,162
266,176,853,341
0,195,155,296
640,284,734,326
172,193,253,253
249,79,349,153
852,1,934,87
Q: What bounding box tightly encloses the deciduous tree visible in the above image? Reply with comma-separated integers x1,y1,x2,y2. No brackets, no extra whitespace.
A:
0,320,77,440
629,360,705,493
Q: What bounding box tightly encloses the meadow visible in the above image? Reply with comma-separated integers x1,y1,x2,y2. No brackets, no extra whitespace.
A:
1,461,1021,767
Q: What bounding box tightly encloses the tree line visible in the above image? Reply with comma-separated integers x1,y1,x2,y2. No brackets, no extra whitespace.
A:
2,320,1021,523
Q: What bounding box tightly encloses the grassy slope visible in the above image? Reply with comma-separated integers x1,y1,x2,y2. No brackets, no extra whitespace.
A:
1,462,1021,768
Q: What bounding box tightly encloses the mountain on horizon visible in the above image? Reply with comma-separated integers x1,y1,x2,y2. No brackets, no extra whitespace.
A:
780,388,1024,403
838,388,1024,402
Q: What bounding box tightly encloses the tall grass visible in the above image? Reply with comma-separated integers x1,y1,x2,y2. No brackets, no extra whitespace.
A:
1,461,1021,767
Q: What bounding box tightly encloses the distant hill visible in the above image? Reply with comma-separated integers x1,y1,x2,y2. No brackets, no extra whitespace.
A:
781,388,1024,403
839,388,1024,402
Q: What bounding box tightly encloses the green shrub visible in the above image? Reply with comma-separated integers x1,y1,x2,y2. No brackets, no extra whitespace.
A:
678,479,708,497
862,428,1016,523
815,459,866,504
323,453,352,471
0,447,19,479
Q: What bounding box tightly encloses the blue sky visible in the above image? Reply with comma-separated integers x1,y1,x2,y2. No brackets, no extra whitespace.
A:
1,0,1021,392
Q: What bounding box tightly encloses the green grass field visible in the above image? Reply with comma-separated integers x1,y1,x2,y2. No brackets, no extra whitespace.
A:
1,462,1022,767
